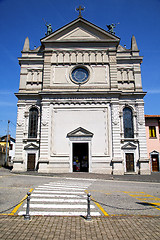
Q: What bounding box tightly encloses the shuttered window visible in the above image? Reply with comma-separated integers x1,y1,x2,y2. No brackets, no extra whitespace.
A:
149,126,156,138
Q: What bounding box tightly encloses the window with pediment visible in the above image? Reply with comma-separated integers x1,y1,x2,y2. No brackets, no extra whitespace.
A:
28,108,38,138
123,107,134,138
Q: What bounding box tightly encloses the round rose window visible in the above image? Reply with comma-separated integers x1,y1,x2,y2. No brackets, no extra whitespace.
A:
70,66,89,84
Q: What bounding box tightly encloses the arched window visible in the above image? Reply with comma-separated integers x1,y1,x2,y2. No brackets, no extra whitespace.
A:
123,107,134,138
28,108,38,138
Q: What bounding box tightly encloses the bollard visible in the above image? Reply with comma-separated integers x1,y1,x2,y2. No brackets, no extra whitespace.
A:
24,192,31,220
86,193,92,221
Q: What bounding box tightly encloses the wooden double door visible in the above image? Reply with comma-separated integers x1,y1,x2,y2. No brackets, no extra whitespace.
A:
126,153,134,172
27,153,36,171
151,154,159,172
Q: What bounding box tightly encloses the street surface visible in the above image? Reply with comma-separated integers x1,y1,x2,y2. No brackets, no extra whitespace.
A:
0,168,160,217
18,179,100,216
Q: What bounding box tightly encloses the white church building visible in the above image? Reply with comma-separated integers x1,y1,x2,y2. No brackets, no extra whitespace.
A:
13,15,150,175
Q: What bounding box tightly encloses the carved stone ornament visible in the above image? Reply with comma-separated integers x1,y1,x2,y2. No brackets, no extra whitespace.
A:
112,106,119,125
51,99,107,105
42,120,48,126
138,120,144,125
17,121,24,127
109,56,116,63
112,119,118,125
24,112,29,118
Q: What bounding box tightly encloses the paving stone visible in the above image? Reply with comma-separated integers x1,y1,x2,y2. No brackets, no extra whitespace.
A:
0,215,160,239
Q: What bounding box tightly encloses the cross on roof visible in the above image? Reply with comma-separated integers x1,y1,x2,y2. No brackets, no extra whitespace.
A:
76,5,84,18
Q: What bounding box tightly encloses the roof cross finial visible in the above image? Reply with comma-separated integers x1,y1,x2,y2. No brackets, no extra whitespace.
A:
76,5,84,18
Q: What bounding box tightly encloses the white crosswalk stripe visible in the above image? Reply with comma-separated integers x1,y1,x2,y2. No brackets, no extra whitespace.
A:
34,187,85,190
23,204,95,209
18,179,101,216
33,190,86,194
30,198,87,202
19,211,101,216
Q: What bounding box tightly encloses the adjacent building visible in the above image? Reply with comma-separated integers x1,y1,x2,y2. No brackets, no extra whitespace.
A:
13,15,150,175
0,135,15,167
145,115,160,172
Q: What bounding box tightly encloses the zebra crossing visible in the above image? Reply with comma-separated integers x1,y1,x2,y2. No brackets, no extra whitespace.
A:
18,179,101,216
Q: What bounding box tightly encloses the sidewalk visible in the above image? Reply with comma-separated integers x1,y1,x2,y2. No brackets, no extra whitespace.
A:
8,168,160,183
0,215,159,240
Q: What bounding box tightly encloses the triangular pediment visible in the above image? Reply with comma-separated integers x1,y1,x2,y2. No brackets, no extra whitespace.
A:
150,150,159,154
58,27,99,41
67,127,93,138
41,18,120,43
117,45,127,52
121,142,137,150
24,143,39,150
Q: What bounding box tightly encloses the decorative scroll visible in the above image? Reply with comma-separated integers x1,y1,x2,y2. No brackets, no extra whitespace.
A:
111,105,119,125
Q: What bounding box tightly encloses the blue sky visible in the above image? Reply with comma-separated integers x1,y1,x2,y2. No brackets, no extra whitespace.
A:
0,0,160,137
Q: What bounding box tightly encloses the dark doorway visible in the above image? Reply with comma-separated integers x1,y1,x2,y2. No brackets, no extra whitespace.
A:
126,153,134,172
151,154,159,172
27,153,35,171
73,143,88,172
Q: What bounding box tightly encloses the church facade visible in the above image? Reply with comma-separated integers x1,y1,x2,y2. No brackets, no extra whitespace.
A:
13,16,150,175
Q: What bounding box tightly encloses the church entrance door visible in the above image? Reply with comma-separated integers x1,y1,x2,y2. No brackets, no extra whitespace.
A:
126,153,134,172
73,143,88,172
27,153,35,171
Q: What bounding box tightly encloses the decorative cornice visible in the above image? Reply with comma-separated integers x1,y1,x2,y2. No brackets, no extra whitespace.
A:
27,68,43,72
51,99,109,105
51,50,109,65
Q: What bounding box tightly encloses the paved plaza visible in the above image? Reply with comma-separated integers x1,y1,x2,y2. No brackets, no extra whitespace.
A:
0,215,160,240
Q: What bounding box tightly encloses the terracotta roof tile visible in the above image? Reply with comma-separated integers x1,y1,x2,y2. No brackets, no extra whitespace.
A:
145,115,160,118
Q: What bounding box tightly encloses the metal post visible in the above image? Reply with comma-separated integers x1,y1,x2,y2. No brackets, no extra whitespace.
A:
86,193,92,221
24,192,31,220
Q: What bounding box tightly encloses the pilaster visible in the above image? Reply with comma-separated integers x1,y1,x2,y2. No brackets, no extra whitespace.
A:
109,51,118,90
134,64,143,91
136,101,150,174
43,52,52,88
111,101,124,174
39,101,50,162
13,103,25,171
